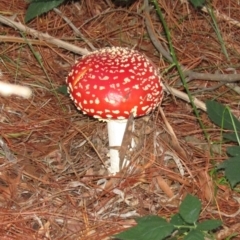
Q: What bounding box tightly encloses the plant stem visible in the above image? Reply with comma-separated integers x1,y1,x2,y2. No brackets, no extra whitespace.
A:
226,107,240,146
205,3,229,61
152,0,209,141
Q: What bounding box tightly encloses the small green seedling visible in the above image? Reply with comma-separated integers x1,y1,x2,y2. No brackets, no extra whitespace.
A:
114,194,221,240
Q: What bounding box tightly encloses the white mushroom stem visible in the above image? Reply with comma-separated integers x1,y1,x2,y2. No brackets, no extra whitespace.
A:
107,119,131,174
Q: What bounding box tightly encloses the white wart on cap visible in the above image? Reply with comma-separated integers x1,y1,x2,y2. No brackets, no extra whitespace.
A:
66,47,164,120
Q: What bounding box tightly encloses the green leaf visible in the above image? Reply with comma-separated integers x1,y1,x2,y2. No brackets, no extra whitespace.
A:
170,213,186,226
170,213,190,234
179,194,201,224
206,100,240,131
223,133,240,142
115,215,174,240
188,0,206,8
196,220,222,231
217,157,240,188
227,146,240,157
184,229,204,240
57,85,68,96
25,0,65,23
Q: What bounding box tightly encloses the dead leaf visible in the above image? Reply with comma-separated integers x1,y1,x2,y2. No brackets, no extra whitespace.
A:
154,175,174,198
198,171,214,202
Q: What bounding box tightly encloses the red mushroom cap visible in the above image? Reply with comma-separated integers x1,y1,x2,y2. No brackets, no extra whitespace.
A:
66,47,163,120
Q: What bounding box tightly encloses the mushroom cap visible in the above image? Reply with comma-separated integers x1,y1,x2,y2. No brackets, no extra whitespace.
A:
66,47,164,120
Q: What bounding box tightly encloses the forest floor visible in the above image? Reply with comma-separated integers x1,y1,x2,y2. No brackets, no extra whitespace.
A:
0,0,240,239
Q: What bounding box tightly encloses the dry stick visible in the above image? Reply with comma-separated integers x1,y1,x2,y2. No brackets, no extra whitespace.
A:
0,14,90,56
185,70,240,82
144,9,172,62
0,35,57,46
53,8,96,51
163,76,206,112
191,82,226,95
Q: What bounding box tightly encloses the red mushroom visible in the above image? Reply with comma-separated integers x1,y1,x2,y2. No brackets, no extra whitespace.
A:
66,47,164,174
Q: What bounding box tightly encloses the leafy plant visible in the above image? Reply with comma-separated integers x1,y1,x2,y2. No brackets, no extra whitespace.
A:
206,100,240,188
25,0,65,23
114,194,221,240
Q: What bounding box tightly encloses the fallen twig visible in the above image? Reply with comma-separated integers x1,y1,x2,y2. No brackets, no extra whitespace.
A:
0,14,90,56
163,83,206,111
